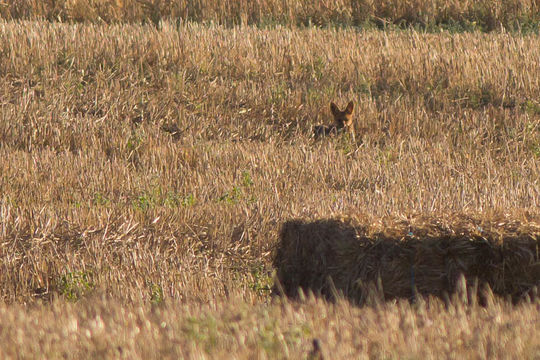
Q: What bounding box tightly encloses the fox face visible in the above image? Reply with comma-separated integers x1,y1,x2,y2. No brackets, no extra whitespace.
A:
314,101,355,140
330,100,354,130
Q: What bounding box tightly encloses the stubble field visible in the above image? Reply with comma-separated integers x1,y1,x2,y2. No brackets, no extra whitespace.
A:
0,17,539,359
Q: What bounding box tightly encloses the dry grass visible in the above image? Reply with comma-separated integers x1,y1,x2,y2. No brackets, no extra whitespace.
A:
1,0,540,31
1,295,540,359
0,19,539,358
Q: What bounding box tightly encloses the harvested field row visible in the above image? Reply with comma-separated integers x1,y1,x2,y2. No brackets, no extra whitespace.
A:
1,21,539,304
1,295,539,359
2,0,540,31
1,19,539,359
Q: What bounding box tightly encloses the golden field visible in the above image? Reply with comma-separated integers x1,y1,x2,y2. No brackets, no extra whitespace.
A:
2,0,540,31
0,18,539,359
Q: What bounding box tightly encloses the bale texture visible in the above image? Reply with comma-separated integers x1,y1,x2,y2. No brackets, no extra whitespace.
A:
273,214,540,304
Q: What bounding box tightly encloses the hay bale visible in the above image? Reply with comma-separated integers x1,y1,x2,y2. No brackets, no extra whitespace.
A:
273,215,540,304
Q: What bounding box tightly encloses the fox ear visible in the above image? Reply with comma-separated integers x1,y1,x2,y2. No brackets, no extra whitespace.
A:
345,101,354,114
330,102,339,116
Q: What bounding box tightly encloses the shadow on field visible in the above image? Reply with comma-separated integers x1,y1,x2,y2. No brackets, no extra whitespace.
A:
273,218,540,305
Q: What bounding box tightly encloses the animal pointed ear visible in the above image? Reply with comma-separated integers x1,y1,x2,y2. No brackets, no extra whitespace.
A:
330,102,339,116
345,101,354,114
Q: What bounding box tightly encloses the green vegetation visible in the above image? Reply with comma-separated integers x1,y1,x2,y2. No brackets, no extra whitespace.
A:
58,271,95,301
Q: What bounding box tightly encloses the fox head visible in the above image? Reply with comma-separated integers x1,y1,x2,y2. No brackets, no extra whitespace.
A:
330,101,354,130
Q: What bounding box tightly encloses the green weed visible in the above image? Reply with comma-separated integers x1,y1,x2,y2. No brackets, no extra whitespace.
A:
58,271,95,301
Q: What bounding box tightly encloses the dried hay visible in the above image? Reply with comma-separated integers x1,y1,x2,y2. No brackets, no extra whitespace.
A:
273,214,540,304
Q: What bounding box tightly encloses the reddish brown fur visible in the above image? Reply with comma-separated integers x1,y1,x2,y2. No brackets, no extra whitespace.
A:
314,101,355,141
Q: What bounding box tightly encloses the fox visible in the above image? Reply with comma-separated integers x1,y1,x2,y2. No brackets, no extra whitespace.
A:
314,100,356,142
